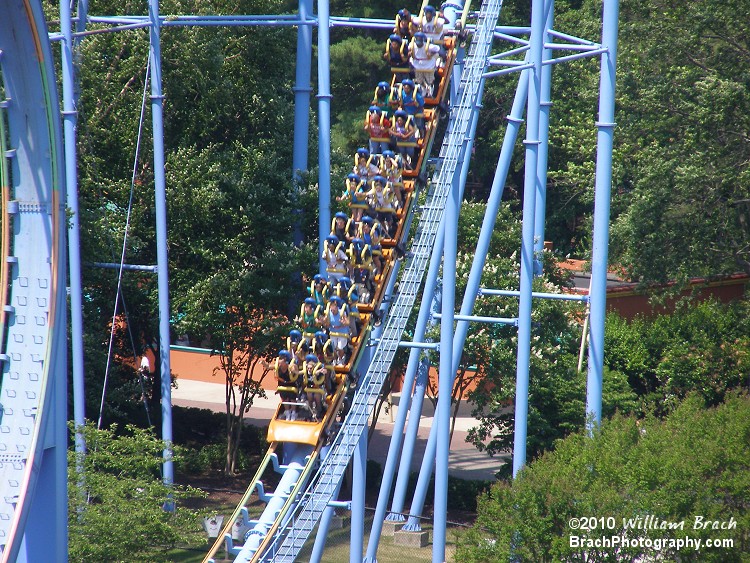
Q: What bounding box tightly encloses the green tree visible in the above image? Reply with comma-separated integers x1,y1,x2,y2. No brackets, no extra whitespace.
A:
610,0,750,283
177,270,289,474
68,0,304,427
412,201,639,468
68,423,205,563
604,298,750,417
456,393,750,562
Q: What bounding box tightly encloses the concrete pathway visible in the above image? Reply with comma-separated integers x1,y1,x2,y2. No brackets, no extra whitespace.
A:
172,378,506,481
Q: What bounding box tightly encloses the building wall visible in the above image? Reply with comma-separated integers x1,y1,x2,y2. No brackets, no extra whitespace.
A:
606,275,748,320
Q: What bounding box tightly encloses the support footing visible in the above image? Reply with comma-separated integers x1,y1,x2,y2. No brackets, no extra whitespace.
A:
394,529,429,548
381,520,402,536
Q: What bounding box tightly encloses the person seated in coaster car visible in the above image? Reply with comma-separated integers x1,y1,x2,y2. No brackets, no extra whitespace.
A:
354,147,380,180
337,172,369,222
358,215,383,275
409,31,442,98
414,5,445,44
313,330,336,378
297,297,324,343
371,81,396,118
322,234,350,281
302,353,328,421
384,33,411,83
394,78,425,139
331,211,356,249
364,105,392,156
366,175,397,239
308,273,331,308
393,7,415,40
333,275,360,337
325,296,350,366
390,109,418,171
348,237,375,305
275,349,301,420
381,149,405,209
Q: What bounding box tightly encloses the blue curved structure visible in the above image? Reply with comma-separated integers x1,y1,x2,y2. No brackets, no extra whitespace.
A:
0,1,68,561
0,0,620,561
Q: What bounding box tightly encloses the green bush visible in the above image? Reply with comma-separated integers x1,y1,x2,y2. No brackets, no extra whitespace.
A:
172,407,268,475
455,393,750,563
605,298,750,416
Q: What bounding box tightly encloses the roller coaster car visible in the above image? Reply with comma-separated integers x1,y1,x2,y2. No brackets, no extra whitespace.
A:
402,109,440,179
267,375,349,446
424,36,456,106
381,187,414,248
265,29,454,453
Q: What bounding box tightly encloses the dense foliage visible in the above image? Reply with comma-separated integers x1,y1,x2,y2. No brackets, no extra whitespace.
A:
457,0,750,286
455,394,750,562
61,0,319,429
466,292,750,473
604,298,750,416
68,423,205,563
50,0,750,557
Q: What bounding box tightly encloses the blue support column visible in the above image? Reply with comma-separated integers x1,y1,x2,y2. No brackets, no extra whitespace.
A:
586,0,620,428
365,231,444,560
512,0,546,478
403,68,529,527
292,0,312,246
351,427,367,562
376,77,486,544
310,506,335,562
433,167,459,563
533,0,555,269
148,0,174,491
61,0,86,459
451,67,528,376
317,0,332,274
75,0,89,38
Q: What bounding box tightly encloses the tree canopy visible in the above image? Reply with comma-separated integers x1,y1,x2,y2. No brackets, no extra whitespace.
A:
456,393,750,562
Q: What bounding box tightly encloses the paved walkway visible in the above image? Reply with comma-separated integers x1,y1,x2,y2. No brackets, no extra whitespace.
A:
172,378,506,481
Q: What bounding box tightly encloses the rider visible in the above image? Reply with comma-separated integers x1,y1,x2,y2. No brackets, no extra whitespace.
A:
354,147,381,180
308,273,330,308
325,296,351,366
364,105,392,156
337,173,368,222
349,237,375,304
384,33,410,83
414,5,445,44
313,330,336,375
395,78,425,138
331,211,356,248
410,31,442,97
390,109,418,171
381,149,405,209
358,215,383,275
367,175,397,239
371,81,396,118
275,350,300,421
393,8,415,39
303,353,328,421
322,234,350,281
297,297,323,343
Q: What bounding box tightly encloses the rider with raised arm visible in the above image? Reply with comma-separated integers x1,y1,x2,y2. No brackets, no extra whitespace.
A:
275,350,300,420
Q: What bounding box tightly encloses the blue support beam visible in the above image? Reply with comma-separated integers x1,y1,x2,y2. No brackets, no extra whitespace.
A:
317,0,332,275
61,0,87,464
292,0,313,247
148,0,175,492
402,62,531,534
512,0,546,479
533,0,555,268
586,0,620,429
